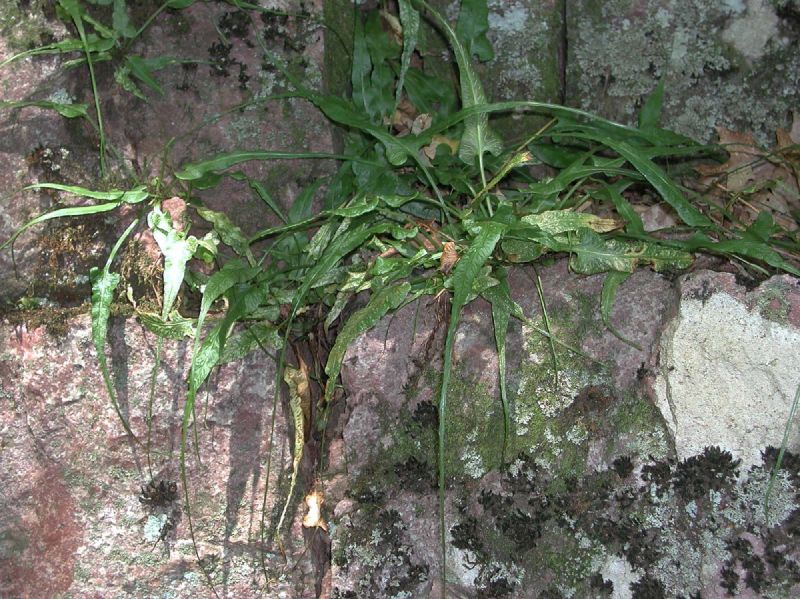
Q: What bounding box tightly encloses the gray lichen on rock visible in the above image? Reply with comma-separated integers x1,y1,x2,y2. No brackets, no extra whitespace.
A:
567,0,800,144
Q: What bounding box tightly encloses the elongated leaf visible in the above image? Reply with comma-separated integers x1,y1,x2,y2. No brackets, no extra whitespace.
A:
521,210,620,235
0,36,114,69
0,203,118,251
681,233,800,277
562,132,711,227
352,13,372,116
416,0,501,169
591,182,644,236
324,290,353,330
112,0,137,38
187,263,260,400
396,0,420,108
187,322,224,396
218,323,282,364
126,55,163,94
175,150,358,181
1,181,147,250
24,183,149,203
137,310,196,340
500,238,544,263
363,11,399,119
115,66,146,100
289,179,323,224
482,268,512,464
455,0,494,61
601,271,641,349
0,100,89,118
568,229,694,274
308,94,416,165
248,178,287,223
638,80,665,129
90,267,133,433
293,221,394,316
196,260,261,343
611,140,710,227
330,196,380,218
324,282,411,403
90,218,139,440
275,364,309,537
305,221,337,260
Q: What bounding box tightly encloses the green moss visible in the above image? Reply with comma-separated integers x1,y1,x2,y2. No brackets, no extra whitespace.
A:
540,528,605,593
443,372,506,478
0,0,54,52
756,282,791,323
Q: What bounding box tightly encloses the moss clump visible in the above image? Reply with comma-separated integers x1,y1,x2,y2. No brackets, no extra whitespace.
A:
0,0,57,52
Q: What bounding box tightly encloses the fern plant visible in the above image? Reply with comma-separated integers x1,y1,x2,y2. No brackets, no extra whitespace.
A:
2,0,799,596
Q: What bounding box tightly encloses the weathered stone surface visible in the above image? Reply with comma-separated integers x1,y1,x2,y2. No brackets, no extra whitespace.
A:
419,0,563,139
478,0,564,136
0,1,333,305
328,261,800,598
566,0,800,144
655,270,800,468
0,314,317,598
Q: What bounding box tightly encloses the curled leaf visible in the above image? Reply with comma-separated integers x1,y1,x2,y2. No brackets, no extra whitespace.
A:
302,490,328,531
439,241,459,274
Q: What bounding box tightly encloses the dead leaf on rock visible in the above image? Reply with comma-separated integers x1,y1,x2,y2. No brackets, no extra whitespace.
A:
696,118,799,231
695,127,761,191
390,98,431,137
423,134,459,160
439,241,458,274
302,490,327,531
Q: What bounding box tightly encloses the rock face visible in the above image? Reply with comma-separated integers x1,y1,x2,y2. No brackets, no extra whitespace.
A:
329,262,800,598
655,271,800,468
2,264,798,598
2,2,800,599
0,315,319,599
566,0,800,144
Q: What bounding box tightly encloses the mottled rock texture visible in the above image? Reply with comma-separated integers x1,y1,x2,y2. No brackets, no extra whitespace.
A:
0,0,333,305
0,315,317,598
566,0,800,144
328,262,800,598
655,270,800,468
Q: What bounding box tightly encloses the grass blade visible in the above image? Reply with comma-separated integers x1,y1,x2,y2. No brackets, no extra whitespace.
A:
482,269,513,465
58,0,107,176
396,0,420,109
90,218,139,441
601,271,642,350
765,383,800,524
